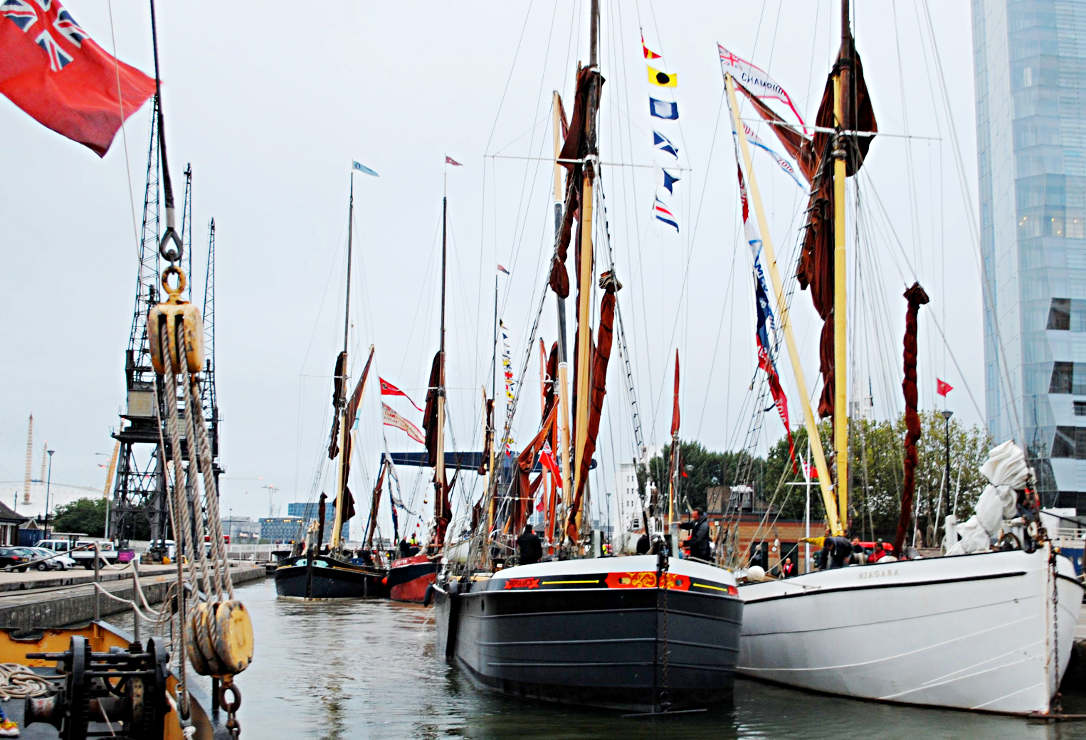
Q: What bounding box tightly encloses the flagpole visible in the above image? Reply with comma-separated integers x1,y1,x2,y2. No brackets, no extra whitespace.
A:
331,167,356,552
724,72,841,536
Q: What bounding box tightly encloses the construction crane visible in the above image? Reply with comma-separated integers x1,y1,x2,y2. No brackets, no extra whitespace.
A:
108,99,170,543
22,415,32,506
201,218,222,480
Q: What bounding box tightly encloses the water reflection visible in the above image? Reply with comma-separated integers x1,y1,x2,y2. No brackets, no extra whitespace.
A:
103,578,1083,739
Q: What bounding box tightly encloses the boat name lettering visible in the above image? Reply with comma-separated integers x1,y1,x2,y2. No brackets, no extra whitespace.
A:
858,568,898,579
503,577,541,590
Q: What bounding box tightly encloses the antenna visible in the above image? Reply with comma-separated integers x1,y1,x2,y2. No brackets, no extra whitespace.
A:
22,415,32,505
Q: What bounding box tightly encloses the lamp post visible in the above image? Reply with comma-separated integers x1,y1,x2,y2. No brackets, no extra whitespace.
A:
940,410,953,523
43,449,55,538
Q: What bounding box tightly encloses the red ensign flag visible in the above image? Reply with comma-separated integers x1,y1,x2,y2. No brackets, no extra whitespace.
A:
936,378,953,397
0,0,155,156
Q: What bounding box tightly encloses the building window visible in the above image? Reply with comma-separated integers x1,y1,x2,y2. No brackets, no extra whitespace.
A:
1075,401,1086,416
1051,361,1073,393
1053,426,1086,459
1049,298,1071,329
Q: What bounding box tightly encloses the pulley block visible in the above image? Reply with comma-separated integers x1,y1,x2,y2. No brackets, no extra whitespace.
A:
188,600,254,677
149,265,204,374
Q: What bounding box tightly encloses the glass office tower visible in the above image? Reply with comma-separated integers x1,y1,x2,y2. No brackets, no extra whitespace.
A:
973,0,1086,509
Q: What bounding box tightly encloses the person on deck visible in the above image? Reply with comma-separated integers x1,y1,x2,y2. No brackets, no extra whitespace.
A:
398,538,411,559
781,556,796,577
821,536,854,569
679,509,711,561
517,524,542,565
869,538,887,563
636,533,651,555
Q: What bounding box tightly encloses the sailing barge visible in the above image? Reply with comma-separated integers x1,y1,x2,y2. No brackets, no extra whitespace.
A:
723,0,1082,715
434,0,742,712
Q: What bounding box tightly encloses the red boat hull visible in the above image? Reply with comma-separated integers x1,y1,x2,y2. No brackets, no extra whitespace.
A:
388,555,437,603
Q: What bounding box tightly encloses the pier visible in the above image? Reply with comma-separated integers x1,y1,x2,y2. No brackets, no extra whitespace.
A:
0,563,265,632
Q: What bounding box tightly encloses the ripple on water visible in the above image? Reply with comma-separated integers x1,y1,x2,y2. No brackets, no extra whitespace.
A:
103,578,1084,739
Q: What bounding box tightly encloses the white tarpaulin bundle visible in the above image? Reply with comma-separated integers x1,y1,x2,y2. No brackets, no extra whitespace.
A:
946,441,1029,556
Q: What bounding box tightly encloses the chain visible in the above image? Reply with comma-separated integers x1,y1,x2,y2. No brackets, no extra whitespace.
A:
1049,542,1062,713
219,676,242,739
656,548,671,713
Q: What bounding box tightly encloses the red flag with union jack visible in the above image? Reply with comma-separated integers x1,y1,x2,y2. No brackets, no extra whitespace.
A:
539,441,562,489
379,376,424,412
1,0,155,156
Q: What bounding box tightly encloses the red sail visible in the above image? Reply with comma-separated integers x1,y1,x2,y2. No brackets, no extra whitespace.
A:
566,275,619,540
549,66,604,298
895,283,929,555
422,351,444,467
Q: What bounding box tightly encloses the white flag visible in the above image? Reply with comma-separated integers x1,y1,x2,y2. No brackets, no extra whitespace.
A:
718,43,805,130
739,122,805,188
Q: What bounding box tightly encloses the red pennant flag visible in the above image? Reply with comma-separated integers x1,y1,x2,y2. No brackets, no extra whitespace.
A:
445,155,462,166
1,0,155,156
539,441,562,489
936,378,953,397
641,31,661,60
379,377,425,412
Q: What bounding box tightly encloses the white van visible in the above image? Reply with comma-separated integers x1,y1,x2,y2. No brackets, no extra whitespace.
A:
37,539,73,554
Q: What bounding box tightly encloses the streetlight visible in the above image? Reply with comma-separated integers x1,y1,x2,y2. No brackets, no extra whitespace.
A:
940,410,953,528
43,449,55,538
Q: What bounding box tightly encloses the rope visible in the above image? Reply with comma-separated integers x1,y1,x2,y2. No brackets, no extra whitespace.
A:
0,664,56,700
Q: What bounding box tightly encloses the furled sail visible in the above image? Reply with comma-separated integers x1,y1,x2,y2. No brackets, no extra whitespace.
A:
327,350,348,458
337,347,374,524
895,283,928,555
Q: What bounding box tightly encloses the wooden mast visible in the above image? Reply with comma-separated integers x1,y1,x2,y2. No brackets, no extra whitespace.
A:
724,74,841,536
832,0,850,533
570,0,599,542
435,184,448,545
330,171,355,551
551,90,571,549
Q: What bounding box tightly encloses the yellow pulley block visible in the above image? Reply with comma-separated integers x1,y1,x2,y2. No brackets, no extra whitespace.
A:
188,600,254,677
212,600,254,675
149,265,204,375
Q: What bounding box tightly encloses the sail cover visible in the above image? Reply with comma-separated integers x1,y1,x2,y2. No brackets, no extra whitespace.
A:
895,283,928,555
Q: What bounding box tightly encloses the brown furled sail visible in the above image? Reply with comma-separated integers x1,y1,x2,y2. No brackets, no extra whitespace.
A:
327,350,348,458
423,351,443,466
566,271,620,540
364,459,388,549
734,29,876,418
337,347,375,525
895,283,928,555
478,390,494,475
548,66,603,299
422,350,451,546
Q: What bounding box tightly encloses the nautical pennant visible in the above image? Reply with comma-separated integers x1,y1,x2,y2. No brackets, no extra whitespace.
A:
654,198,679,232
653,130,679,159
661,169,680,194
649,97,679,120
379,376,424,412
353,161,379,177
647,64,677,88
382,403,425,445
717,43,806,131
641,31,661,60
445,155,462,166
739,122,804,188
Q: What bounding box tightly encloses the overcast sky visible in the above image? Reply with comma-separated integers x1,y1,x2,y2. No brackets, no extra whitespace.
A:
0,1,980,534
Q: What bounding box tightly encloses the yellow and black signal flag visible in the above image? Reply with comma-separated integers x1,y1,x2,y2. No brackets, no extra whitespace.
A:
648,64,677,88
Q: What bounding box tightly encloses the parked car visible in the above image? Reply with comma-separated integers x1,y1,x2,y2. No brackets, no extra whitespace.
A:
71,540,120,569
24,547,75,570
0,547,32,572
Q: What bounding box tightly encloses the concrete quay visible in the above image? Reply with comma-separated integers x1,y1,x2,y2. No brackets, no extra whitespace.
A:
0,562,265,632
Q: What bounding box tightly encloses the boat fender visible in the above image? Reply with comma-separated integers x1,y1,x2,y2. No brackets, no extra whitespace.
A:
423,584,434,606
149,265,204,374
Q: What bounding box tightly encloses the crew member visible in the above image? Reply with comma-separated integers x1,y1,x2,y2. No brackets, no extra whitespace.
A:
516,524,542,565
679,509,711,561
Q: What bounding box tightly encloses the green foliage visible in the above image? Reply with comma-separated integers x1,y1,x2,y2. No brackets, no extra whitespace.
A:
50,497,106,537
641,411,992,545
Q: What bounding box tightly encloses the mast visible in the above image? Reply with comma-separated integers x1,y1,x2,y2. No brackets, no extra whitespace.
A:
330,173,355,550
551,90,571,545
570,0,599,541
832,0,850,532
434,185,449,545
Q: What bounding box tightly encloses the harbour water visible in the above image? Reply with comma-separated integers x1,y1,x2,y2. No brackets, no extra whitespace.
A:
108,577,1086,738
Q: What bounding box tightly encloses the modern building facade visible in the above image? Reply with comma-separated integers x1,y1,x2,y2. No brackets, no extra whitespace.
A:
973,0,1086,508
286,501,348,541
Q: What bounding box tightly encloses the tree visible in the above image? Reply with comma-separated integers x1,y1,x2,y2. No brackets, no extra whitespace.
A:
51,497,106,537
